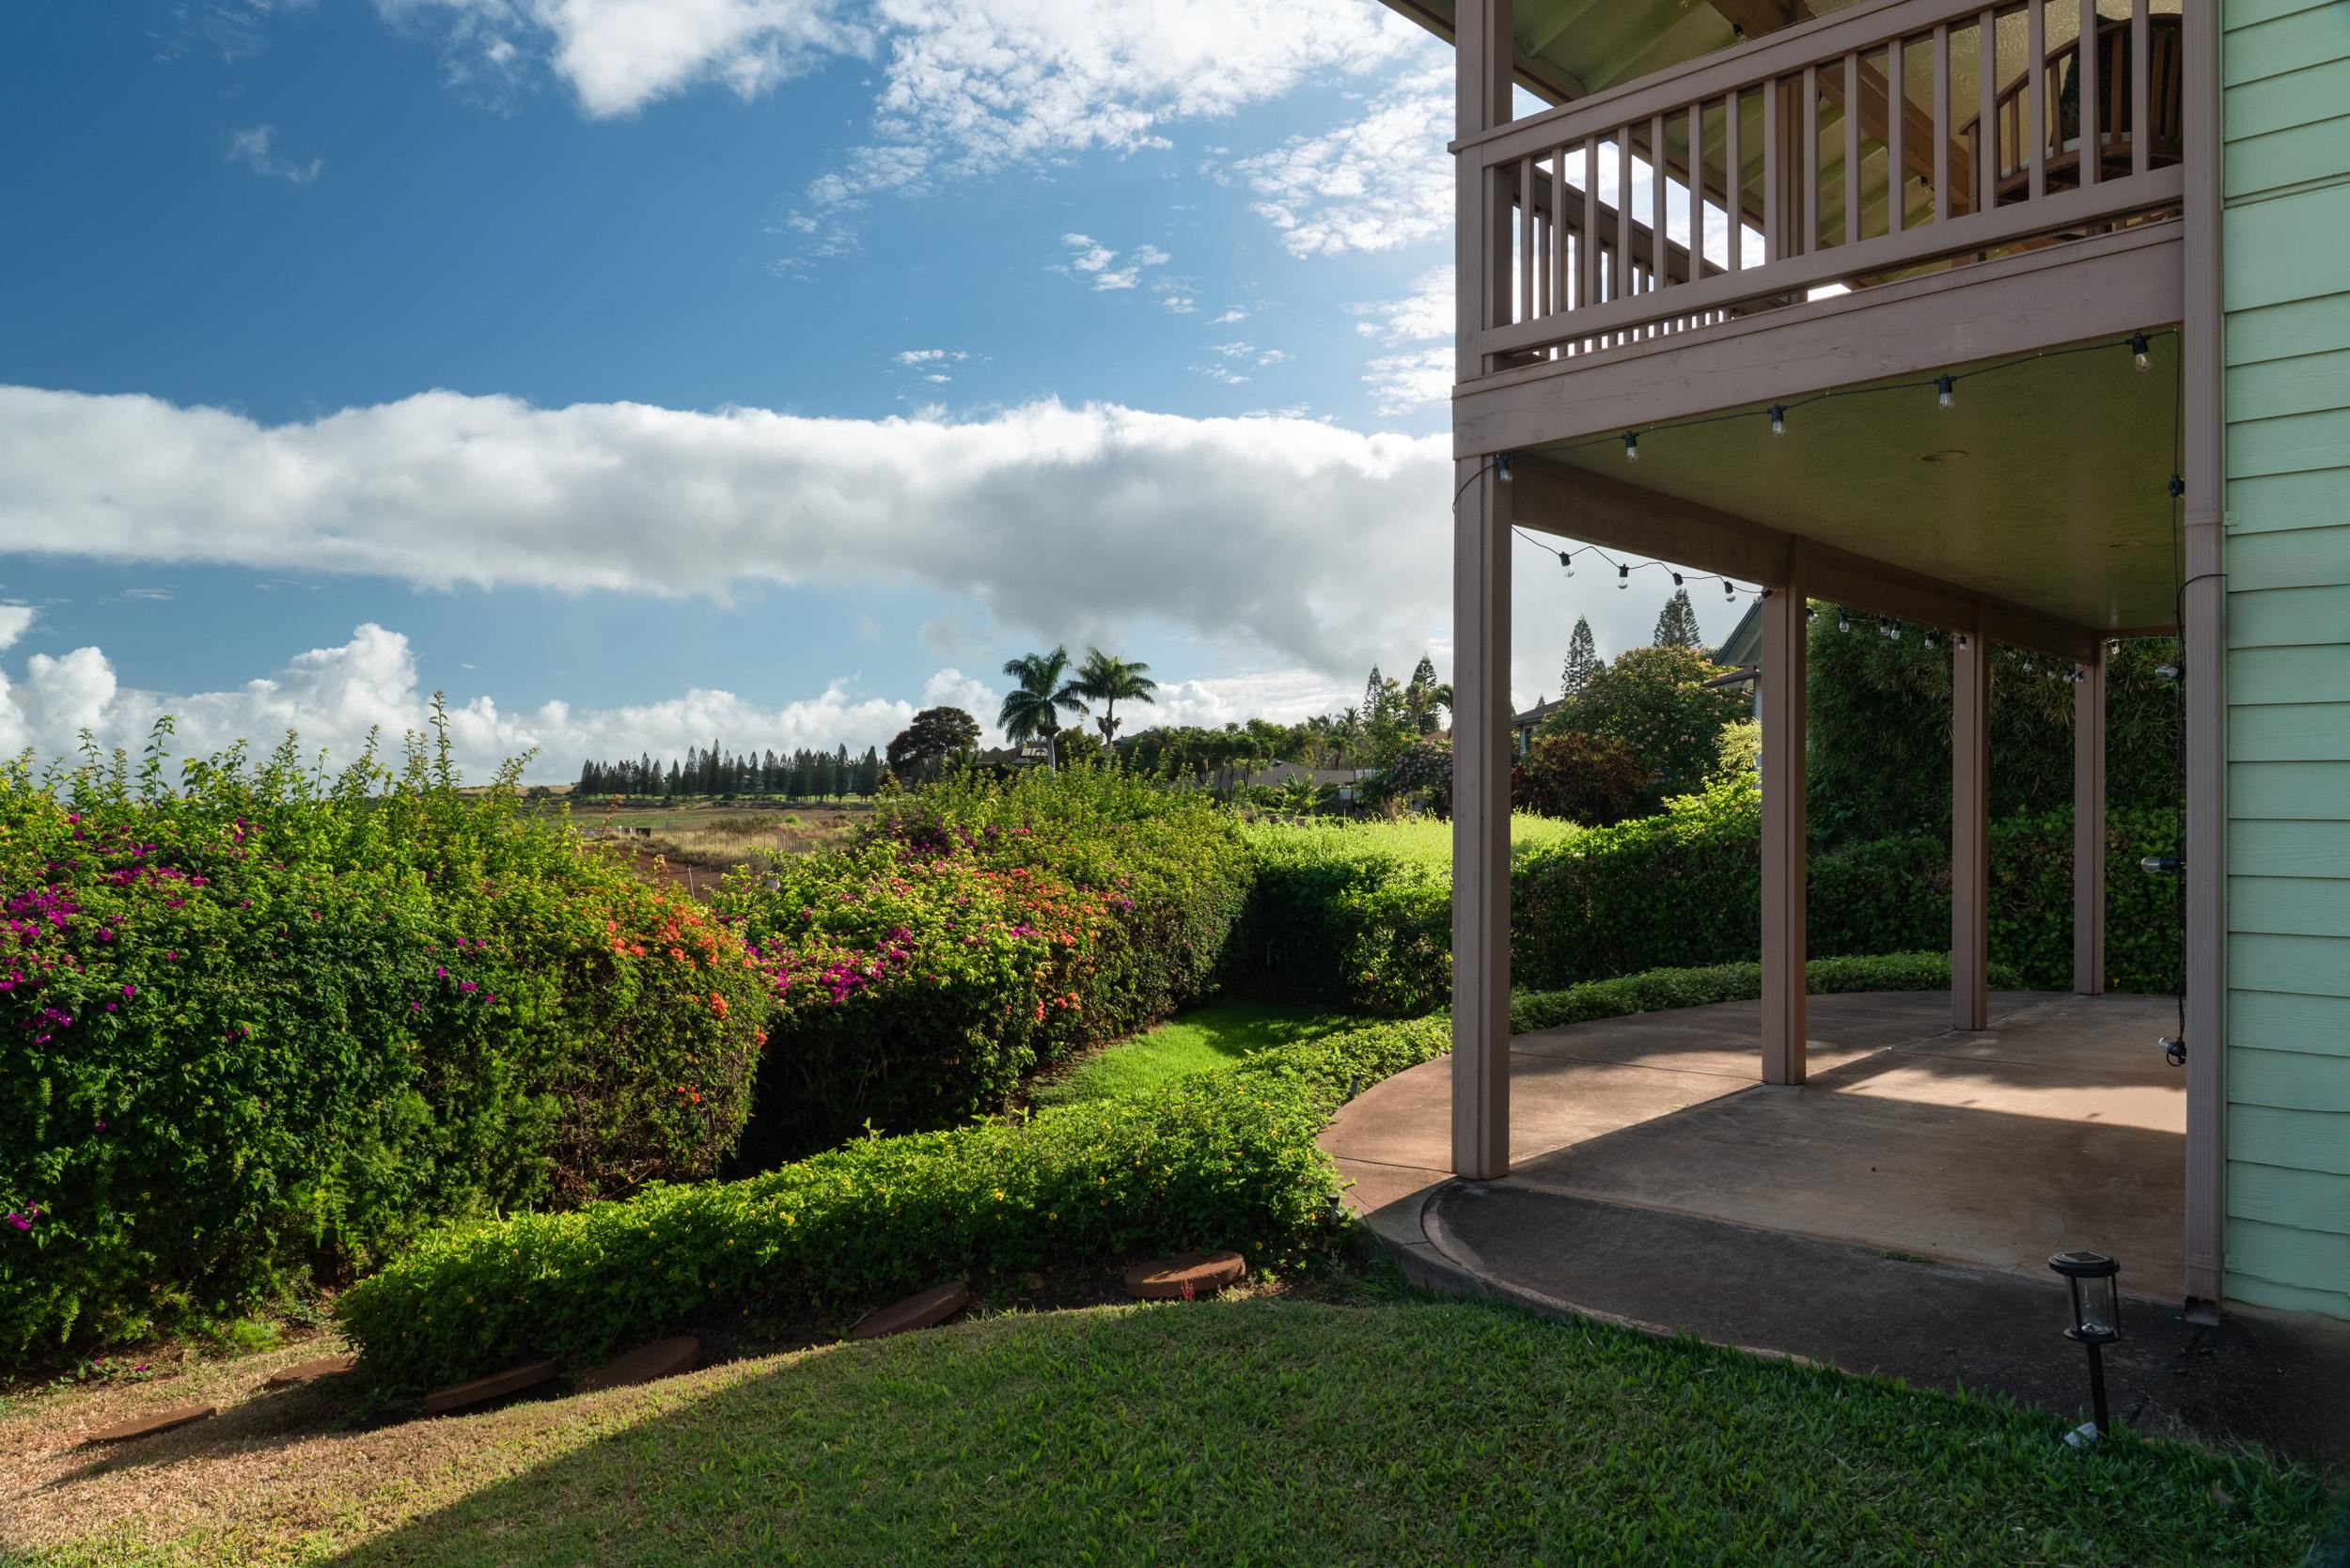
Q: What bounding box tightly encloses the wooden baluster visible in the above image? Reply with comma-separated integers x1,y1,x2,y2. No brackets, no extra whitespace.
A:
1845,52,1862,244
1980,9,1998,212
1803,64,1820,256
2078,0,2099,187
1934,24,1951,223
1651,112,1668,291
1888,35,1905,234
1726,88,1743,271
1762,77,1781,261
1581,135,1599,311
1518,154,1535,325
1615,131,1632,306
2131,0,2150,177
1550,146,1568,323
2027,0,2046,201
1687,102,1703,277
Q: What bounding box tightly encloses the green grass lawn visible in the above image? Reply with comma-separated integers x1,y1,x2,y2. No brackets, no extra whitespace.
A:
1026,999,1355,1109
30,1291,2330,1566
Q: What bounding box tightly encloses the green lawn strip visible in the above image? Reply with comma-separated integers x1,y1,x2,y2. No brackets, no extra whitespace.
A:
39,1295,2333,1567
1028,999,1356,1109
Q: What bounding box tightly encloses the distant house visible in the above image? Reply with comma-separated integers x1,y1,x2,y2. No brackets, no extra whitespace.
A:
1509,698,1565,756
1705,600,1764,716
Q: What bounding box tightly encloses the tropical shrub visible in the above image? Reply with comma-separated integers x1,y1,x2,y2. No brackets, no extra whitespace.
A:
1371,736,1453,816
720,763,1254,1165
0,729,769,1358
1540,644,1751,809
337,1014,1453,1389
1511,731,1646,825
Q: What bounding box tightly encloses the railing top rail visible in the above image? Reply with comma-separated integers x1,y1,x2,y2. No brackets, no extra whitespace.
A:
1459,0,2022,165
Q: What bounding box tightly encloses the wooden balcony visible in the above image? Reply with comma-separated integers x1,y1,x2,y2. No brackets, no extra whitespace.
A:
1452,0,2189,451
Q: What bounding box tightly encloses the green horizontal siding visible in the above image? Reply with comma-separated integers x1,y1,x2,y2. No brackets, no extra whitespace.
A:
2227,819,2350,878
2224,700,2350,760
2229,876,2350,937
2232,1046,2350,1111
2229,1160,2350,1232
2228,761,2350,820
2222,0,2350,1317
2231,988,2350,1058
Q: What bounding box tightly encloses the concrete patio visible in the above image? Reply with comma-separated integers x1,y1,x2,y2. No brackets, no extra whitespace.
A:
1326,990,2350,1471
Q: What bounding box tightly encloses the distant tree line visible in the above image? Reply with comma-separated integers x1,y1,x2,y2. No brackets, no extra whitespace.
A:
574,742,885,799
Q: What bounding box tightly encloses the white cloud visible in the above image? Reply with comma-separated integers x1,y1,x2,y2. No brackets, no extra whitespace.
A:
1350,267,1453,415
1350,267,1452,345
376,0,870,118
1053,233,1171,292
0,384,1458,678
1362,347,1451,417
225,125,323,184
1230,55,1450,257
1208,308,1247,324
0,619,1007,779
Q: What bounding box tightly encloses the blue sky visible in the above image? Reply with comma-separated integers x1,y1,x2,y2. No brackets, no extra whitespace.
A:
0,0,1743,777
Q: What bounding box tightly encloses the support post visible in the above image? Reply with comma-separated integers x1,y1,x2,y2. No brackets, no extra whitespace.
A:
1761,566,1807,1085
2180,0,2226,1309
2074,644,2107,995
1450,0,1514,1183
1951,606,1990,1030
1451,460,1512,1180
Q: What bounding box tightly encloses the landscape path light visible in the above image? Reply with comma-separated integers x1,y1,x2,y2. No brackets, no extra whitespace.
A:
2049,1249,2122,1446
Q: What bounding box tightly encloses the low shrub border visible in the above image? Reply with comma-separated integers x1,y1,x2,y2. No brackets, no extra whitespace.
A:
1508,950,2022,1033
338,1015,1451,1388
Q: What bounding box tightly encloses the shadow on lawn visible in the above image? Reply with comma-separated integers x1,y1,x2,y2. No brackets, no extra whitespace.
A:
322,1294,2336,1568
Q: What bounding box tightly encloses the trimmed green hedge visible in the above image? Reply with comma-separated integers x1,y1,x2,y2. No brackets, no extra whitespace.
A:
1508,951,2021,1033
719,764,1256,1166
1234,777,2183,1016
337,1014,1451,1388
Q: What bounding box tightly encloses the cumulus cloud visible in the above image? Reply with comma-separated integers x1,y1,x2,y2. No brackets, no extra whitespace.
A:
1349,268,1454,416
0,384,1455,678
0,618,1004,781
225,125,323,184
1230,55,1451,257
376,0,870,118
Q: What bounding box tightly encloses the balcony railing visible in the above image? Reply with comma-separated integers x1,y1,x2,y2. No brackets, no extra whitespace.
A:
1460,0,2185,375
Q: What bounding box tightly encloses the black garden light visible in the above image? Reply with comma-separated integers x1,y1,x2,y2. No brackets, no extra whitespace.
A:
2049,1250,2122,1443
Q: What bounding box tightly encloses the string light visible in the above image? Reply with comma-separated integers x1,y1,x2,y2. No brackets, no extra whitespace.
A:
1956,633,1970,651
1768,403,1786,436
1922,630,1937,650
1617,563,1631,588
1496,453,1514,482
1935,375,1956,411
1837,612,1851,634
1623,431,1640,463
2130,334,2151,373
1670,571,1684,586
1722,578,1735,599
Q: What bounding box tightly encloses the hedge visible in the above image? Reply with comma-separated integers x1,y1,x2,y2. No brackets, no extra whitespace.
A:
337,1014,1452,1388
1,730,771,1358
718,764,1255,1166
1233,776,2184,1016
1508,951,2022,1034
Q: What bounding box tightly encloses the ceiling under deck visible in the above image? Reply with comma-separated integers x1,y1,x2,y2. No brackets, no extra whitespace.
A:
1532,334,2185,633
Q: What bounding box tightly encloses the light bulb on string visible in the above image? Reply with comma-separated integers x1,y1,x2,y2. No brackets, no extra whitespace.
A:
2130,334,2150,373
1496,453,1514,482
1623,431,1640,462
1722,578,1735,600
1671,572,1684,587
1923,630,1937,650
1837,612,1851,634
1936,375,1955,411
1806,605,1818,623
1558,551,1574,579
1617,563,1631,589
1768,404,1786,436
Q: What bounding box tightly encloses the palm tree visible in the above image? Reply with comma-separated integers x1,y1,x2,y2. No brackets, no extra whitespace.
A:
1072,648,1159,745
998,647,1087,769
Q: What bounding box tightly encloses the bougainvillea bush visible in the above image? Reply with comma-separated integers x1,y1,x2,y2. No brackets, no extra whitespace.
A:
718,764,1253,1165
0,725,769,1358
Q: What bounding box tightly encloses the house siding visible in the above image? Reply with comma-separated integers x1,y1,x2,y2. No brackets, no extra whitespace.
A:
2221,0,2350,1319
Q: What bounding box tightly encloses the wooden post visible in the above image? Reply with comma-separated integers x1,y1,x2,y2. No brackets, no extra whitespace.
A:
2074,644,2107,995
1452,0,1514,1183
1762,565,1808,1085
2180,0,2224,1310
1952,607,1990,1030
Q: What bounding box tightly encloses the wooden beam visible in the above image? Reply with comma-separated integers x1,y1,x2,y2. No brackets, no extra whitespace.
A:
1952,603,1990,1030
1762,555,1809,1084
1453,221,2183,469
1507,456,2101,663
2075,641,2107,995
